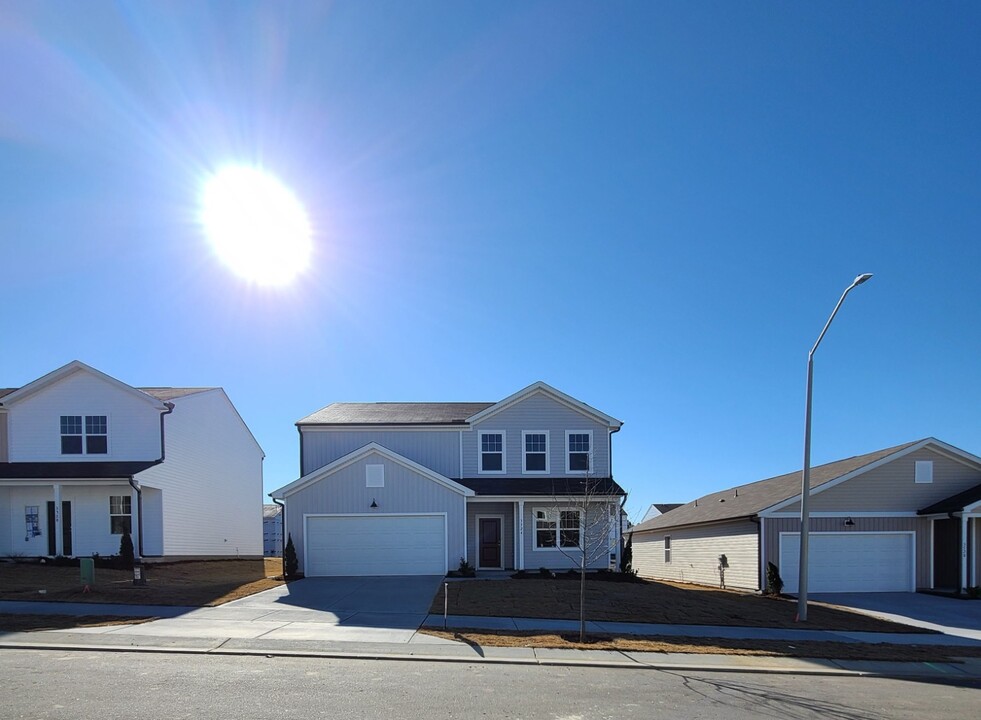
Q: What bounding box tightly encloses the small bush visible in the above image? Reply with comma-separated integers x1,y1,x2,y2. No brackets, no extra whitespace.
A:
283,534,299,579
118,533,135,571
457,558,476,577
764,561,784,596
620,535,634,574
538,567,555,578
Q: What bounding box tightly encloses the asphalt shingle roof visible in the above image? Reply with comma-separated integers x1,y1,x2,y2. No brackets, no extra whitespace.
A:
458,477,626,497
297,402,495,426
918,482,981,515
0,461,161,479
630,440,925,534
139,387,216,401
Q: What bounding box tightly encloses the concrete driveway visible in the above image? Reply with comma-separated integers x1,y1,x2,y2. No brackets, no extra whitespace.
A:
57,576,449,645
811,592,981,640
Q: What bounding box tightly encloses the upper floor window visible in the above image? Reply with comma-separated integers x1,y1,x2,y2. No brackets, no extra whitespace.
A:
522,431,549,474
566,431,592,473
479,431,505,473
61,415,108,455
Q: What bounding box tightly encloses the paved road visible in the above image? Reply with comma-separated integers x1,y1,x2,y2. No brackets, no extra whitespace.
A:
2,649,978,719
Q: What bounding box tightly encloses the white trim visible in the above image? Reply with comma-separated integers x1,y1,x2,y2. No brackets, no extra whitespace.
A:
271,443,474,498
478,430,507,475
302,512,449,577
929,517,935,590
531,506,584,552
57,412,112,459
759,516,766,590
466,381,622,429
468,495,614,503
914,460,934,484
761,439,981,516
764,511,921,519
521,430,550,475
964,498,981,513
0,480,132,487
518,500,525,569
972,517,978,588
458,430,464,478
663,534,671,564
565,430,593,475
299,425,467,432
0,361,168,410
475,514,505,569
512,503,520,570
778,530,916,592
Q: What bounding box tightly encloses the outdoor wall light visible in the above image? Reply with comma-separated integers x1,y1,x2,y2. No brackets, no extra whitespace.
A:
370,499,378,509
844,517,855,527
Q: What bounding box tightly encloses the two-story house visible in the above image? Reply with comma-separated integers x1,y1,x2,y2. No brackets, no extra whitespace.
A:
270,382,625,577
0,361,264,560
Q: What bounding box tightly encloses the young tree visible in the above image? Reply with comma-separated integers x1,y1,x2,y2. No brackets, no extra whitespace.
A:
283,533,299,580
546,467,625,642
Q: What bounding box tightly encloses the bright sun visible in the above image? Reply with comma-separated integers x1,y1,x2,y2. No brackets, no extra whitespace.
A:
201,166,312,286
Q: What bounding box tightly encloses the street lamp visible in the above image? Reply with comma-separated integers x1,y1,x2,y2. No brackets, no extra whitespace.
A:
797,273,873,622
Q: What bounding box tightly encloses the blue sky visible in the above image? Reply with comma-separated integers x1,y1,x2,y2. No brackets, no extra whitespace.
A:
2,2,978,521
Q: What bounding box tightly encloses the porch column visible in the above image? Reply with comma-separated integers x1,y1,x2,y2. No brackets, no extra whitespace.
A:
52,484,63,556
961,513,969,593
131,484,142,560
972,517,978,589
512,503,519,570
518,500,525,570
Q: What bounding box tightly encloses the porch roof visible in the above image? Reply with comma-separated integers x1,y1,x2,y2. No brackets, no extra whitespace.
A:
0,460,160,479
918,482,981,515
458,477,625,497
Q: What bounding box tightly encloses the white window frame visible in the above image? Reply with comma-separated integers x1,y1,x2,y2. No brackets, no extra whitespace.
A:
532,507,583,551
664,535,671,564
521,430,549,475
478,430,506,474
914,461,933,484
565,430,593,474
109,495,132,535
60,414,109,456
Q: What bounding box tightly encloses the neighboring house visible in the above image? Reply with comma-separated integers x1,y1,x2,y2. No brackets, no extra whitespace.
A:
629,438,981,594
263,504,283,556
640,503,682,524
270,382,625,577
0,361,264,561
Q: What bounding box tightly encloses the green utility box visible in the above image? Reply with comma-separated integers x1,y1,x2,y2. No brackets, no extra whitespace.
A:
80,557,95,585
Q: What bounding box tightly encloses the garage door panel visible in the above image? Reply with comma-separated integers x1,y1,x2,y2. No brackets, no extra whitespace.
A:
780,533,913,593
306,515,446,577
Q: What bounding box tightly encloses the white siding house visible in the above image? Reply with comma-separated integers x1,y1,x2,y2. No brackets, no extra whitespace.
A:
0,361,264,560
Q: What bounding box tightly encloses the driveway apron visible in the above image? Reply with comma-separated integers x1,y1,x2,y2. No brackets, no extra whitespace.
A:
811,592,981,640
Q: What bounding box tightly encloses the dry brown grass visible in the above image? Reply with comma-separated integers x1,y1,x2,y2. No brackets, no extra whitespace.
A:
432,577,925,633
0,614,156,632
422,628,981,663
0,558,284,606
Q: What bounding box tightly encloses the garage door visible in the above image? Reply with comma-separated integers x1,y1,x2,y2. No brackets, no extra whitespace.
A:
780,532,914,593
305,514,446,577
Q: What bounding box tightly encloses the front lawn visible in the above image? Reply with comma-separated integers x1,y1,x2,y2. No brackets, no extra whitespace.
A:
432,576,923,633
0,558,284,607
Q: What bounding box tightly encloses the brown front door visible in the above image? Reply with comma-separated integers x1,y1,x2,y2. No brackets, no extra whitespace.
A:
934,518,960,590
479,518,502,568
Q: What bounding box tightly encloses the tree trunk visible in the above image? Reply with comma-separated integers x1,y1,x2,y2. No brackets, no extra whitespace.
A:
579,552,586,642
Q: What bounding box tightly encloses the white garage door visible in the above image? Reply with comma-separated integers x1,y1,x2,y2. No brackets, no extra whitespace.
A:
780,532,914,593
305,514,446,577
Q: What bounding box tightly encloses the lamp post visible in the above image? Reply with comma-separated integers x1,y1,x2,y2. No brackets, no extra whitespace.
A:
797,273,873,622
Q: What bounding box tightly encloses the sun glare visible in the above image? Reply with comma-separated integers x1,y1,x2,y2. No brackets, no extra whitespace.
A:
201,166,312,286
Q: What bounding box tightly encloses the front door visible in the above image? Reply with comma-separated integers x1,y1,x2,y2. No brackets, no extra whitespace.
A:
934,518,959,590
479,518,501,569
46,501,73,556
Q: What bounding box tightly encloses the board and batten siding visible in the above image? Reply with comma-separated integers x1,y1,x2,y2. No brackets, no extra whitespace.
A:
467,502,515,569
6,371,162,462
302,429,461,478
283,454,466,573
763,516,931,589
463,393,611,477
632,520,760,591
137,390,264,557
780,449,981,514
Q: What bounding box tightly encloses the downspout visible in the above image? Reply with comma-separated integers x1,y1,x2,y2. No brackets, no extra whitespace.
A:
131,401,174,583
272,496,286,577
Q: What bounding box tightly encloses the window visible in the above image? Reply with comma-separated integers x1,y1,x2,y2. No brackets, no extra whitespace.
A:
366,464,384,488
522,431,548,473
664,535,671,563
914,461,933,484
534,508,581,549
60,415,108,455
479,431,505,473
566,431,592,473
109,495,132,535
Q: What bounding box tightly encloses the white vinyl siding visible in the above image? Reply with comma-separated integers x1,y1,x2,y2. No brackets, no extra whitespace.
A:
632,520,760,591
779,532,915,593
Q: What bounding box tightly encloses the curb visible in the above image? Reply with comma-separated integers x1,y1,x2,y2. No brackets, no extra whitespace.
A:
2,639,977,681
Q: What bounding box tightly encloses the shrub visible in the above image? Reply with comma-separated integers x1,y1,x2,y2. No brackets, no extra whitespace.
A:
457,558,476,577
538,567,555,578
118,533,135,570
283,534,299,579
764,561,784,596
620,534,634,574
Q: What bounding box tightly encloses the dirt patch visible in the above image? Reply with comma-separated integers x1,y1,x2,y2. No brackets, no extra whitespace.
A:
0,558,284,606
422,628,981,663
0,614,156,632
432,577,925,633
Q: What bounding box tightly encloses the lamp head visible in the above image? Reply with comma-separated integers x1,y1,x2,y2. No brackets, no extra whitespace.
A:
853,273,873,286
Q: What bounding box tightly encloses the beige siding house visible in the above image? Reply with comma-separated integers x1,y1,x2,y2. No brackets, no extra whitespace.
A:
630,439,981,594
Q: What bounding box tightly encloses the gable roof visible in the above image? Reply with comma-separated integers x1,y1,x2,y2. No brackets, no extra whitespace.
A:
630,439,927,534
270,442,475,499
466,381,622,429
297,402,493,426
0,361,169,410
140,387,217,401
918,482,981,515
640,503,683,523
